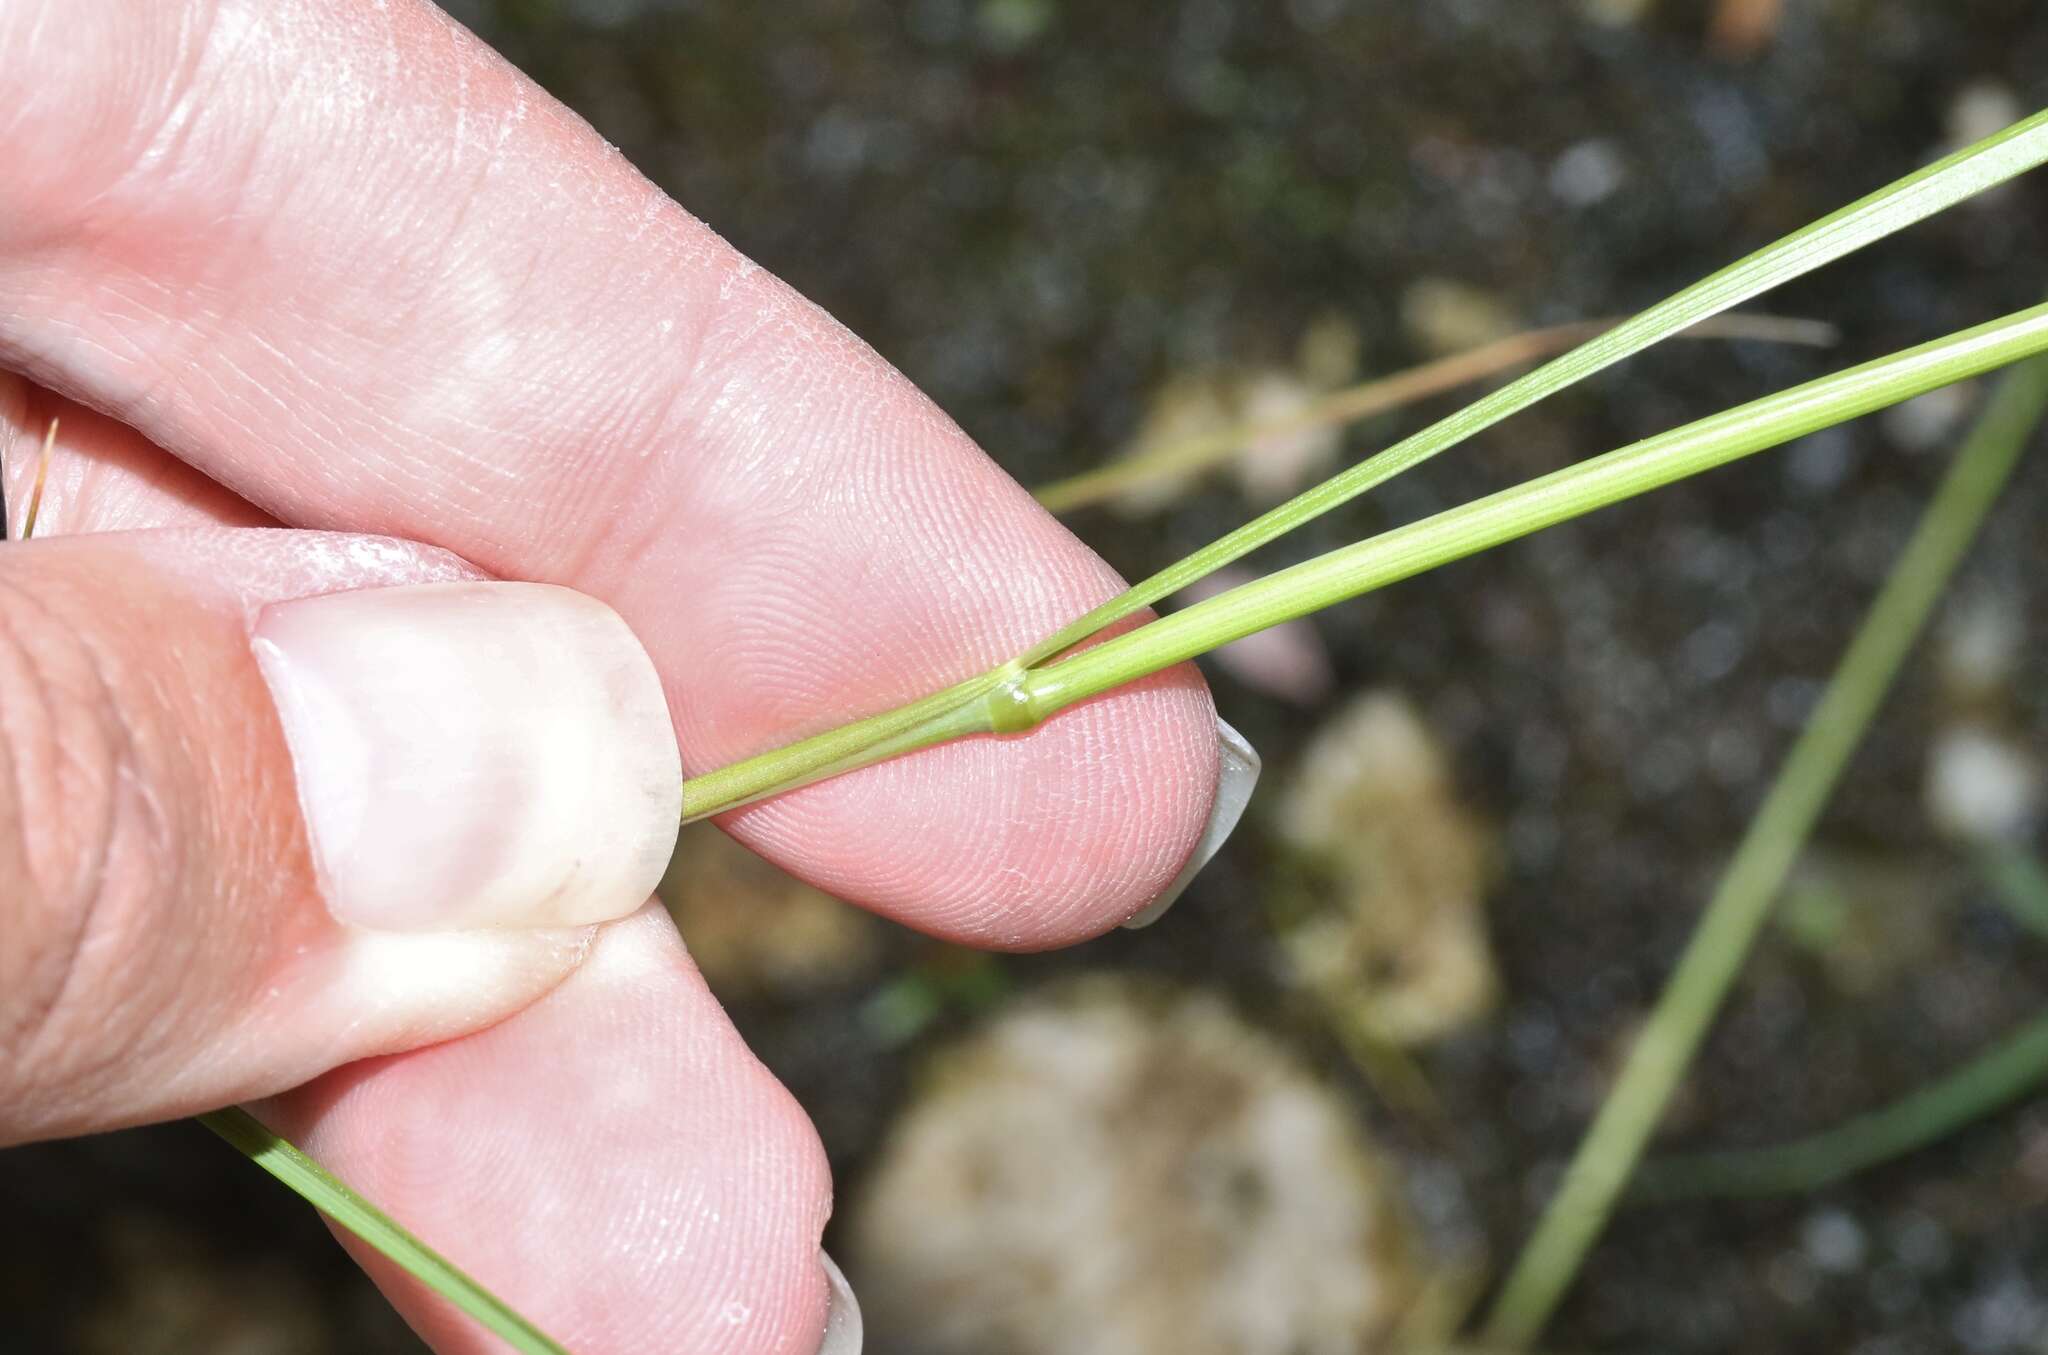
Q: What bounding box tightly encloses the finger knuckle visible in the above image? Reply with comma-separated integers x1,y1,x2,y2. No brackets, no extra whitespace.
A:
0,568,178,1138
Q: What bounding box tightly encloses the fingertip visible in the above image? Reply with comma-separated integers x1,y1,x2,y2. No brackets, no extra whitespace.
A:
268,905,838,1355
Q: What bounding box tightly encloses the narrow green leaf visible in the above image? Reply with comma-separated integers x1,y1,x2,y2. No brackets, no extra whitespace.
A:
1478,338,2048,1349
1981,846,2048,941
1014,108,2048,672
199,1108,571,1355
1013,304,2048,721
680,109,2048,821
1031,313,1839,515
1633,1010,2048,1200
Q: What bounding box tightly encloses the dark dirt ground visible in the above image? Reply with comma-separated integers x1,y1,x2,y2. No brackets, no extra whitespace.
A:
8,2,2048,1352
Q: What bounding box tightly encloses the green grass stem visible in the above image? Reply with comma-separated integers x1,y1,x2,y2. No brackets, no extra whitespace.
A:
682,109,2048,821
1009,107,2048,668
1012,306,2048,722
1031,314,1838,515
199,1108,568,1355
1631,1011,2048,1200
1982,846,2048,941
1476,345,2048,1349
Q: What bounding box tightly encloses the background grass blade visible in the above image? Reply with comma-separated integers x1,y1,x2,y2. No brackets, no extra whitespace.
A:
1031,314,1838,515
1476,345,2048,1349
1983,847,2048,940
199,1108,571,1355
681,110,2048,822
1011,305,2048,724
1632,1011,2048,1200
1011,108,2048,670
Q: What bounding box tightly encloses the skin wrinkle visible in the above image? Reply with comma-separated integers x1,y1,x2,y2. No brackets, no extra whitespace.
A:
0,569,142,1108
61,567,236,1105
0,526,642,1146
0,580,80,1068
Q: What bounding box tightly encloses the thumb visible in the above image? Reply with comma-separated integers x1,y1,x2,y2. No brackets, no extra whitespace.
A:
1,526,680,1144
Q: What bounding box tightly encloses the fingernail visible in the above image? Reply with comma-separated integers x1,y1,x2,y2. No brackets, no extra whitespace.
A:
818,1251,863,1354
1123,717,1260,928
253,582,681,931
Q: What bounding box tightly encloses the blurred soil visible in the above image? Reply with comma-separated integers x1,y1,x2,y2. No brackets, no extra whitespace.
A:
8,2,2048,1351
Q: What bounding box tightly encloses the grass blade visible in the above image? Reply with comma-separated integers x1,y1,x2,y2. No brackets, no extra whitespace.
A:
1476,341,2048,1349
1633,1011,2048,1200
199,1107,571,1355
1982,846,2048,941
1013,108,2048,670
1010,305,2048,723
1032,314,1838,515
682,110,2048,820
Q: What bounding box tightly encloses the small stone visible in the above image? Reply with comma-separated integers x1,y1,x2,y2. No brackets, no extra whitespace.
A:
1233,369,1344,503
1945,82,2024,212
848,978,1420,1355
1947,82,2024,151
1109,315,1362,512
1548,139,1628,208
1275,692,1499,1045
1925,724,2042,845
1109,372,1239,515
1295,312,1364,390
1881,382,1977,454
1802,1207,1868,1274
1784,427,1858,494
1937,594,2024,710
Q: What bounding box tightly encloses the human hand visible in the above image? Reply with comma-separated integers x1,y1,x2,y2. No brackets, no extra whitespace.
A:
0,2,1239,1351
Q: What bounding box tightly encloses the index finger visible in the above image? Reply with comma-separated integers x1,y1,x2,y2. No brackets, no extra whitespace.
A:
0,0,1227,944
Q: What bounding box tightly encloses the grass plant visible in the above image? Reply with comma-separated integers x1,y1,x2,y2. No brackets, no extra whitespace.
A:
679,107,2048,823
150,107,2048,1349
1479,344,2048,1347
1632,1009,2048,1200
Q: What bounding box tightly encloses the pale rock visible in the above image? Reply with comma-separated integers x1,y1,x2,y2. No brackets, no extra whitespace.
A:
1948,81,2024,151
1107,314,1362,514
1946,81,2023,211
1881,382,1976,454
1275,692,1499,1045
1549,138,1628,208
848,978,1419,1355
1109,372,1239,516
1925,724,2042,845
1233,369,1344,504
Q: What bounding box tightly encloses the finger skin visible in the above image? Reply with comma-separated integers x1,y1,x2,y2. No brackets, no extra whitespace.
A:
0,374,264,534
0,0,1220,946
0,527,591,1142
0,507,839,1350
263,907,835,1355
0,518,840,1354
